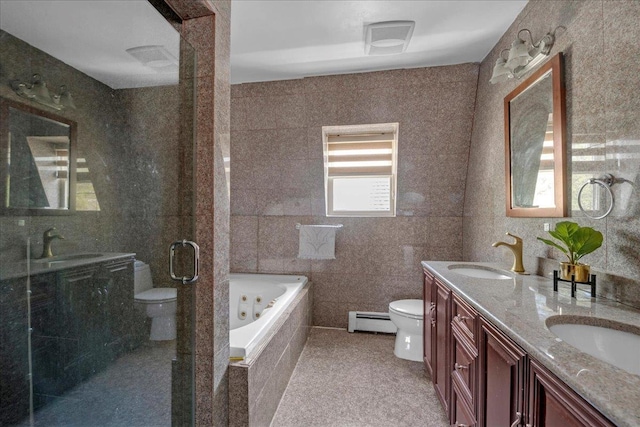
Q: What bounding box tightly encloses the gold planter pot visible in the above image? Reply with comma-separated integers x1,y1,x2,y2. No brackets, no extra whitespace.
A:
560,262,591,282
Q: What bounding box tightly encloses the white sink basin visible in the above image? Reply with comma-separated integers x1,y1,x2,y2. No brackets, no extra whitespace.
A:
547,317,640,376
447,264,513,280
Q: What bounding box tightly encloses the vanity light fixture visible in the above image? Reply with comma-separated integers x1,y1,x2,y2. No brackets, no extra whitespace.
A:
10,74,76,111
489,29,555,84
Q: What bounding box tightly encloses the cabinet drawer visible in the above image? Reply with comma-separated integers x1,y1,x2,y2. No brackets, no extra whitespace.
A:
452,327,477,409
452,293,478,346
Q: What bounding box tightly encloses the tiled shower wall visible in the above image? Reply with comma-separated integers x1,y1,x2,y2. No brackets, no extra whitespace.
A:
230,65,478,328
0,30,188,283
464,0,640,307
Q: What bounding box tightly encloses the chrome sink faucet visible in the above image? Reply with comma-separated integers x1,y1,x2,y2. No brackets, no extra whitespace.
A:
492,232,526,274
41,227,65,259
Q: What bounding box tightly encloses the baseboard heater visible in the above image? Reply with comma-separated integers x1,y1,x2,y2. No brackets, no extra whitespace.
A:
348,311,397,334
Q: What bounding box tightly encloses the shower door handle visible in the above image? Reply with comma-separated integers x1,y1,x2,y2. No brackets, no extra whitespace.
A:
169,240,199,284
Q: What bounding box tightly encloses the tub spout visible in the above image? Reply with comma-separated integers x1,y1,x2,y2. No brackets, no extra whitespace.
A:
492,232,526,274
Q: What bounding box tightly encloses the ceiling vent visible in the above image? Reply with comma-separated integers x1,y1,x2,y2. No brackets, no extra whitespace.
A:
126,45,178,69
364,21,415,56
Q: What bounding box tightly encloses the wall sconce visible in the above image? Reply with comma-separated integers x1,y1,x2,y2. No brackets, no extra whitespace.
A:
10,74,76,111
489,29,555,84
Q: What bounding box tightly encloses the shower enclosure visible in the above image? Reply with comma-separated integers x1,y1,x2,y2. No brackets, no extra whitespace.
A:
0,1,196,425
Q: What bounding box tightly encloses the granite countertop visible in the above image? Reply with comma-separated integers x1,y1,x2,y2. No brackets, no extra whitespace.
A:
422,260,640,427
0,252,136,281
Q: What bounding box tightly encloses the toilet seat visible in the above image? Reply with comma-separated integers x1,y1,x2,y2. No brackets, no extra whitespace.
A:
389,299,423,320
135,287,177,304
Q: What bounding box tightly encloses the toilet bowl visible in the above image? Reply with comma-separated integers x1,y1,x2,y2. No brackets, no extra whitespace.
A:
389,299,424,361
134,261,177,341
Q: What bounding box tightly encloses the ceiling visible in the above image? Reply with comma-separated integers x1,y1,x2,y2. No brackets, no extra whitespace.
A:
0,0,180,89
231,0,528,84
0,0,527,88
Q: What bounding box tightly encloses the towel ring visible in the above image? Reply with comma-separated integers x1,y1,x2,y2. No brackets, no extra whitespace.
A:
577,174,617,219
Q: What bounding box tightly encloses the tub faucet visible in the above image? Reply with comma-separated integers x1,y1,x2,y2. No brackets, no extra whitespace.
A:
492,232,526,274
41,227,64,258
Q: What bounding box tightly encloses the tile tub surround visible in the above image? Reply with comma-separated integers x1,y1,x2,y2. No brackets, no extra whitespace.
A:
230,65,479,328
229,282,312,427
423,261,640,427
463,0,640,308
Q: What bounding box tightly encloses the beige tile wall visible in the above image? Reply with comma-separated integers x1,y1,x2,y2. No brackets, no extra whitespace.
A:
169,1,231,425
230,65,479,328
464,0,640,307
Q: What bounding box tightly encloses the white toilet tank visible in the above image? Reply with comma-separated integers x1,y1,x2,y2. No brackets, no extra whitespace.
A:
134,261,154,295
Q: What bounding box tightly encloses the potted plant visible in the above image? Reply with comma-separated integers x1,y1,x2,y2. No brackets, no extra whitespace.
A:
537,221,603,282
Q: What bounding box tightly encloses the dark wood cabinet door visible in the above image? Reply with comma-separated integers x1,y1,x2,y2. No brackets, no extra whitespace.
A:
58,265,106,379
423,269,436,376
478,318,526,427
527,359,615,427
102,258,135,356
434,278,452,418
0,276,31,424
452,375,477,427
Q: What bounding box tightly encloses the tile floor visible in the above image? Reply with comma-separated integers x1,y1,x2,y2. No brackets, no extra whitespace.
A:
270,327,449,427
17,341,174,427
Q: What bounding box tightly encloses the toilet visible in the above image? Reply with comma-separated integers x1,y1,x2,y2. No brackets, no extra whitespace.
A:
389,299,424,361
134,260,177,341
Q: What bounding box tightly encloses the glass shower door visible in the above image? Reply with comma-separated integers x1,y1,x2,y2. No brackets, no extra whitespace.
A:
0,1,196,425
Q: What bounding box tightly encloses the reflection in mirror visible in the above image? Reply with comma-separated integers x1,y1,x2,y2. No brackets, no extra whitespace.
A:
504,52,566,217
25,134,70,209
1,99,76,213
509,72,553,208
75,151,101,211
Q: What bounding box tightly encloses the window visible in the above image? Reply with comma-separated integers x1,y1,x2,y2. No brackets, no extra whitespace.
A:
323,123,398,217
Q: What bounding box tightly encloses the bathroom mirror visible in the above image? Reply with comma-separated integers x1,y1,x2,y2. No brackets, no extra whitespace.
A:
504,52,566,217
0,98,77,214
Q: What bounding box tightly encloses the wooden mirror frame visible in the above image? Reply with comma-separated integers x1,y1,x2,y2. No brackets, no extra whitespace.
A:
0,97,77,215
504,52,567,218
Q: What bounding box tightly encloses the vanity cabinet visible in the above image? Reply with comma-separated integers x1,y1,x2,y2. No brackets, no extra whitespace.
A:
451,294,479,427
423,270,435,376
57,258,136,381
527,359,615,427
433,278,453,416
422,267,616,427
477,317,526,427
0,256,136,421
0,274,43,424
58,264,109,382
102,258,137,355
423,272,453,418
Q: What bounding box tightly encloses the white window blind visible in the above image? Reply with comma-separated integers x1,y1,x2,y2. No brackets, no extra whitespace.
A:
323,124,398,217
